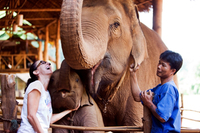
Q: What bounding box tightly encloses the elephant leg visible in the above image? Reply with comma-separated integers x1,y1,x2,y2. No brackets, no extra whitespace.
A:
73,105,104,133
52,116,71,133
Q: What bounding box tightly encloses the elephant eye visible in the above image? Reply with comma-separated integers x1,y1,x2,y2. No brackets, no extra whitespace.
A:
109,22,120,29
109,21,121,37
76,78,79,82
114,22,120,28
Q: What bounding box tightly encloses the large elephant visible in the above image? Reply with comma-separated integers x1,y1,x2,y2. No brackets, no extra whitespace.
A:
60,0,168,129
48,60,104,133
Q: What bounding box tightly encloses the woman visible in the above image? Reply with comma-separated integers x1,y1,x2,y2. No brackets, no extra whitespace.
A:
18,60,79,133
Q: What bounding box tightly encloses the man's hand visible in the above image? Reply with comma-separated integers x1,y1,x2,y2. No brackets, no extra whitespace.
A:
141,90,166,123
140,90,153,107
129,63,140,73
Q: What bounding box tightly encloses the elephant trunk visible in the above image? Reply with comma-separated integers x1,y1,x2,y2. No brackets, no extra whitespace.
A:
60,0,106,69
58,60,71,92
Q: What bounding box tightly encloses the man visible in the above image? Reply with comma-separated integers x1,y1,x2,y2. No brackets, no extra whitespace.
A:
130,50,183,133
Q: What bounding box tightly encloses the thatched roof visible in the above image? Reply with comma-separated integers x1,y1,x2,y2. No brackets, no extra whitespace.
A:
0,0,152,42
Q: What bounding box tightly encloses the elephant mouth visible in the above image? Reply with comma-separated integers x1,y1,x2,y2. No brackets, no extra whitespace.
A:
59,89,70,98
91,60,101,88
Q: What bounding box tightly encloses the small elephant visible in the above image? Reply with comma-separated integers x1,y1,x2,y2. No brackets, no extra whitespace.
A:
48,60,104,133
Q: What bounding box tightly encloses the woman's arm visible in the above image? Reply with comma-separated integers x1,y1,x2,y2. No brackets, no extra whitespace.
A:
130,63,141,102
50,103,80,124
27,90,44,133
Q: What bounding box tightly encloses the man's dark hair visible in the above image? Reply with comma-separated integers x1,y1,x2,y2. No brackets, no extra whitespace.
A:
160,50,183,75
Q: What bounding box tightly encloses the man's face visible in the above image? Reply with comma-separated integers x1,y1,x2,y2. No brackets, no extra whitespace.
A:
156,59,175,79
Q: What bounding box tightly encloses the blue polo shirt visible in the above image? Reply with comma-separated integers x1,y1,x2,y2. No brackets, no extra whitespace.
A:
148,81,181,133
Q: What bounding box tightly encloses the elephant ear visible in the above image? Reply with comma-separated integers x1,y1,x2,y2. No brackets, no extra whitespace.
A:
131,5,148,68
80,88,93,106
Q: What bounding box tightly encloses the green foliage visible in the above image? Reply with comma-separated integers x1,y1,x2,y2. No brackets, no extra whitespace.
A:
191,83,200,94
190,63,200,94
178,59,200,95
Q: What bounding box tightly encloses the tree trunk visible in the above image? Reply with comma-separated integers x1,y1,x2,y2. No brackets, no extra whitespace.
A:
1,75,18,133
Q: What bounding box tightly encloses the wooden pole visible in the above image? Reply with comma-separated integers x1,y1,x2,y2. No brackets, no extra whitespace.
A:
153,0,163,37
0,18,56,21
1,74,18,133
50,124,142,132
55,19,60,69
37,31,43,61
181,93,183,126
143,105,152,133
0,8,61,12
44,26,49,61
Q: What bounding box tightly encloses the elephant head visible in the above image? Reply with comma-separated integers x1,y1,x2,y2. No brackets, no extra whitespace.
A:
48,60,91,112
60,0,148,96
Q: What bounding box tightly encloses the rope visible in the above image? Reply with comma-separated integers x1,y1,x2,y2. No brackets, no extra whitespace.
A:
0,116,12,122
0,117,19,131
137,0,152,7
97,71,126,113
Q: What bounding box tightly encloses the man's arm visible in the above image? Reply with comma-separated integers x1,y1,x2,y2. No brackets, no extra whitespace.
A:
141,91,166,123
129,63,141,102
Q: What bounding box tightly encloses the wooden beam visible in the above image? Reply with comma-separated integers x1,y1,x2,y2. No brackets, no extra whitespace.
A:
37,19,56,32
0,25,44,28
46,19,57,27
0,8,61,12
0,18,56,21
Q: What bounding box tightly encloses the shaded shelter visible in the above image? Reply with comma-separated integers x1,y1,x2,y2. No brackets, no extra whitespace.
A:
0,0,162,73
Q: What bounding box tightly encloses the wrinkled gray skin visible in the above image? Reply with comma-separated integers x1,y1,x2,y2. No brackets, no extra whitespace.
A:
48,60,104,133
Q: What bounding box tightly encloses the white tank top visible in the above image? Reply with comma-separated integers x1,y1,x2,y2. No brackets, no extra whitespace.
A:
17,80,52,133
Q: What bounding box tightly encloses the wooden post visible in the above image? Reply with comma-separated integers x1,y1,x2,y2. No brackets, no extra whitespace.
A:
55,19,60,69
44,26,49,61
153,0,163,37
143,106,152,133
181,93,183,126
37,31,43,60
1,74,18,133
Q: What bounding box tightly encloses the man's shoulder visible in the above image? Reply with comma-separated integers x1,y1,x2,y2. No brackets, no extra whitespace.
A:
160,81,179,95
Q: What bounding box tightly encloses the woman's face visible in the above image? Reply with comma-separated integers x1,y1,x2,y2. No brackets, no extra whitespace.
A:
36,60,53,75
